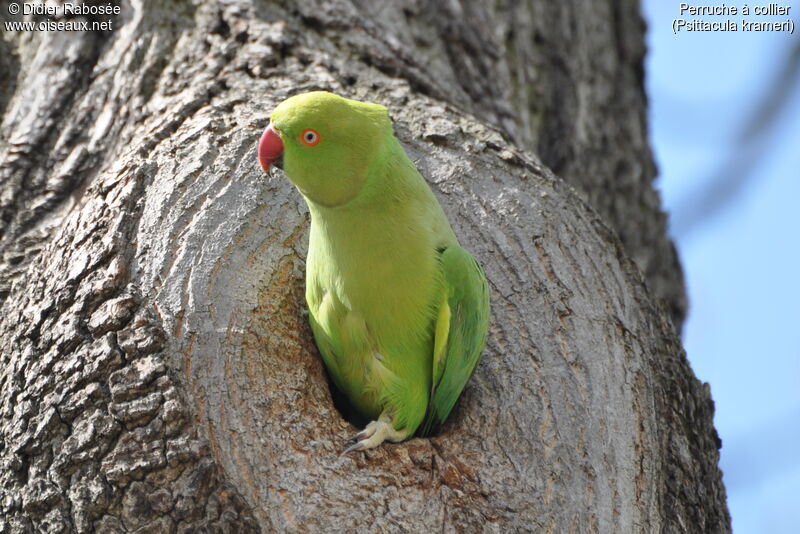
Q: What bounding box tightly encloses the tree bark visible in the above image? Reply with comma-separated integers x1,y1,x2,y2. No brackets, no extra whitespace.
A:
0,1,727,533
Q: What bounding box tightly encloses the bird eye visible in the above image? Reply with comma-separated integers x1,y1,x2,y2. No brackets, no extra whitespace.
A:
300,128,321,147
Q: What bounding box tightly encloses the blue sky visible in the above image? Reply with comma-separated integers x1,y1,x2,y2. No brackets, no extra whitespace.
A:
642,2,800,532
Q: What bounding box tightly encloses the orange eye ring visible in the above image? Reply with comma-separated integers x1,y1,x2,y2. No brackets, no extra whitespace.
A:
299,128,321,147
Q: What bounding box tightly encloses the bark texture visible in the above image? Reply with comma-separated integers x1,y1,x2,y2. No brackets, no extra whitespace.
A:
0,1,726,533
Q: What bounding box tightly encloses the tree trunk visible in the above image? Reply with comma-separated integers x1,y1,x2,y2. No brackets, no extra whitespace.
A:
0,1,728,533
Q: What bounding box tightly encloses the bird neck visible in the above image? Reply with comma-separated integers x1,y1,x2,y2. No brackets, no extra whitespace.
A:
309,147,411,226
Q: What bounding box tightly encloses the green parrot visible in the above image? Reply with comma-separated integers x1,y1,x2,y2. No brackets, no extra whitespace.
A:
258,91,489,452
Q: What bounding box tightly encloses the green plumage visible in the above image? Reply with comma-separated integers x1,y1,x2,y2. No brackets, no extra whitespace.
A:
268,91,489,447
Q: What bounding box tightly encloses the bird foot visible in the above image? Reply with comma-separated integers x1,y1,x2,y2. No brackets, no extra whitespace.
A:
342,413,407,455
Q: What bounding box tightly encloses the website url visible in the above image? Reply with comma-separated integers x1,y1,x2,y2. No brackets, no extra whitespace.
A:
4,19,113,31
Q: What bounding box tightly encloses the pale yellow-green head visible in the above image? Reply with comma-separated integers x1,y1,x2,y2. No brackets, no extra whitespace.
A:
259,91,392,208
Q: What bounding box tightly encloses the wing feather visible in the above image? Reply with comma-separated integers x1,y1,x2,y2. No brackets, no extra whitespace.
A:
419,245,489,435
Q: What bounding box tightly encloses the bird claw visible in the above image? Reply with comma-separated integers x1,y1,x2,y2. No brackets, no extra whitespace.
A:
341,440,367,456
349,430,369,443
341,414,408,455
349,420,379,443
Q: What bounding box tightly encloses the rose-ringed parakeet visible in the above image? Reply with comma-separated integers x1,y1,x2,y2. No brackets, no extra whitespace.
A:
258,91,489,452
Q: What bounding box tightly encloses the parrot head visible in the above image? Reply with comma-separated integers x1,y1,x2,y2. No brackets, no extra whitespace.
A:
259,91,392,207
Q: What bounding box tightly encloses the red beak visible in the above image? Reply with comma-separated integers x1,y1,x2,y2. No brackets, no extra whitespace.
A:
258,123,284,172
